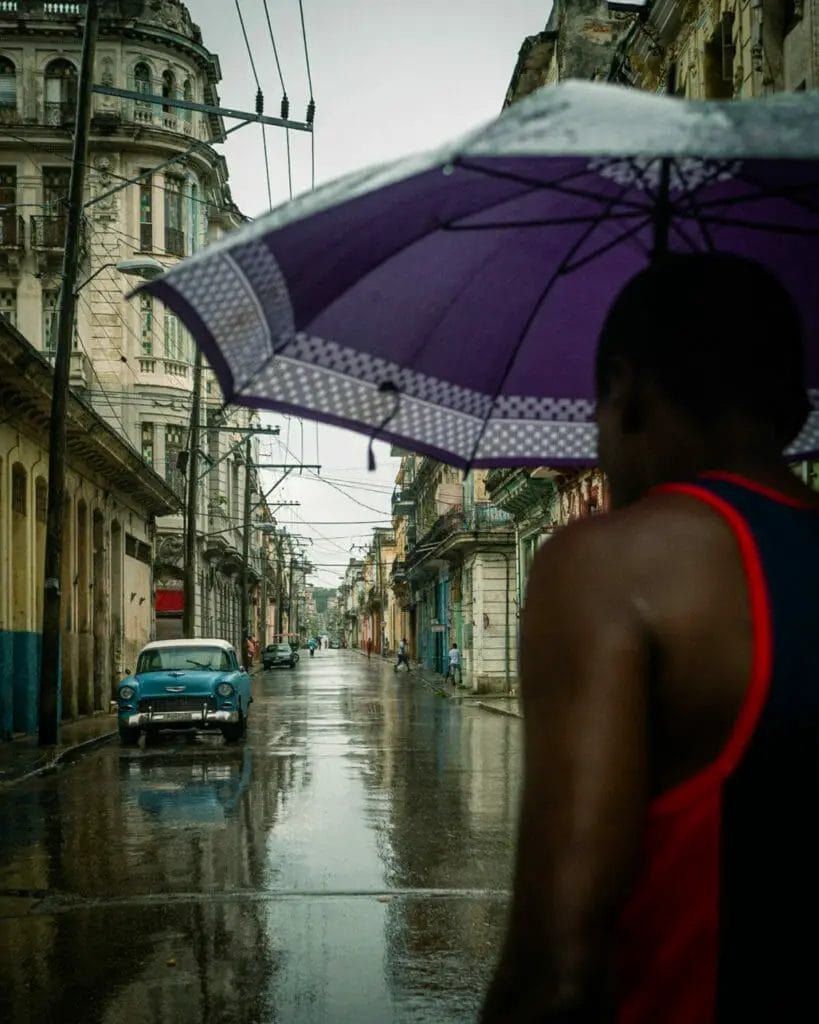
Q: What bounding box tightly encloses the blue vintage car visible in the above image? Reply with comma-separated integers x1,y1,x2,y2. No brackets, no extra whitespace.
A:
117,639,252,745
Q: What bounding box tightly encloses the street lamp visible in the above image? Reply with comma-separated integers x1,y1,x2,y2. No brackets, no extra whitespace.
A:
75,256,166,293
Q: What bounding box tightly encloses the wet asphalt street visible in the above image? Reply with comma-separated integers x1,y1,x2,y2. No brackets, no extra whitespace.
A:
0,651,522,1024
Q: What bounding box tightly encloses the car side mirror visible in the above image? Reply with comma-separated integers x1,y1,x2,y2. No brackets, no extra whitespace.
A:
240,666,246,674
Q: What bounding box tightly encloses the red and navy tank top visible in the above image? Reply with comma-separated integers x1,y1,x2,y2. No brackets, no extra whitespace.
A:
613,471,819,1023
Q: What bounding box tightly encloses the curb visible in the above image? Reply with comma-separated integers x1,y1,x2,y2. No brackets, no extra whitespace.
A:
0,728,117,789
474,701,523,720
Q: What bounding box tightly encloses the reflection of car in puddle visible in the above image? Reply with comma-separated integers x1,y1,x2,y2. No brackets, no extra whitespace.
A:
128,746,253,824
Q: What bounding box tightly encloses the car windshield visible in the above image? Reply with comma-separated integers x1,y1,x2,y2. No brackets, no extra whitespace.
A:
137,647,233,673
275,644,291,653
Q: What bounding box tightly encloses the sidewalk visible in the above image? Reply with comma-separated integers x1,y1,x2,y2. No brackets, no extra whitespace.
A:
0,714,117,788
409,662,523,719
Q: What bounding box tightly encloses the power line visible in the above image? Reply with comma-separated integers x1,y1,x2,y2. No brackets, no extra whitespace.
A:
297,0,316,190
262,0,294,201
234,0,273,211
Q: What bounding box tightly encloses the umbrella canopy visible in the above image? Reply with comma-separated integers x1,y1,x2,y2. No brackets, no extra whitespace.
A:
142,81,819,467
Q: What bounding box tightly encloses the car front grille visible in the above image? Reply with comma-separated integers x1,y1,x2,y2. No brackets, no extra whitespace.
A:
138,696,216,713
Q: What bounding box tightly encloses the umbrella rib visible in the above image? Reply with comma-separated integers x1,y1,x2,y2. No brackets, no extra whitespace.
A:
676,211,819,236
438,211,646,232
455,157,651,215
562,216,654,275
463,177,640,470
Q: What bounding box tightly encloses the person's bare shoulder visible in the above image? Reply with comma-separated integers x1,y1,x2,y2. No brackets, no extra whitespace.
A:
527,490,738,617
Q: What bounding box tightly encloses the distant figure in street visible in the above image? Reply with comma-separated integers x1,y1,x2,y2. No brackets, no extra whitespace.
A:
394,638,411,673
445,642,461,686
482,254,819,1024
366,637,373,661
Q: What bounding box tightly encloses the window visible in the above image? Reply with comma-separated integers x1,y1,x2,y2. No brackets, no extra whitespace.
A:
42,289,58,351
181,77,193,123
186,182,199,254
12,463,26,516
139,171,153,250
0,288,16,327
164,176,184,255
161,69,176,118
41,167,70,246
140,294,154,354
141,422,154,467
165,424,185,494
0,57,16,121
705,13,735,99
41,288,78,352
231,461,240,522
36,478,47,523
44,58,78,126
134,61,151,95
164,307,183,361
0,166,18,248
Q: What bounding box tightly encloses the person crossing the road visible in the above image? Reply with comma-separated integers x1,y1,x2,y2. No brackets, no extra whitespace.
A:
445,642,462,686
394,638,411,673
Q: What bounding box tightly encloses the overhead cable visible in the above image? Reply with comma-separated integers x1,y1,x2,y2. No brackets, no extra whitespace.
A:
263,0,294,200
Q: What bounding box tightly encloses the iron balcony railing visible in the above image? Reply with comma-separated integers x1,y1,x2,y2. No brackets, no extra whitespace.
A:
409,501,514,561
31,213,87,255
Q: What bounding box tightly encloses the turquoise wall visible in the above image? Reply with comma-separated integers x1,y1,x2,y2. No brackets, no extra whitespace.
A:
0,630,45,739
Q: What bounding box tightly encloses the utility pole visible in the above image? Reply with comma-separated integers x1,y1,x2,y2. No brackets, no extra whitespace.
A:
260,540,268,649
39,0,100,745
181,347,203,637
240,435,253,669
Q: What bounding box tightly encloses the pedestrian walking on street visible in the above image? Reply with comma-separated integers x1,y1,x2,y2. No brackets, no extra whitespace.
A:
394,638,411,673
366,638,373,661
445,642,461,686
482,254,819,1024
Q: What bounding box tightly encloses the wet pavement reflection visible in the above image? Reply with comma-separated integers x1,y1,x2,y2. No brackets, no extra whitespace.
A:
0,651,522,1023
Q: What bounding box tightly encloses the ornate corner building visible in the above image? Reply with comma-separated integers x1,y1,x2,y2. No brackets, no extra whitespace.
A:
0,1,270,735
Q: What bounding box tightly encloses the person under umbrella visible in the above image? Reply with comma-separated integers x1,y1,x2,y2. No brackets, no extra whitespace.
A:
482,253,819,1024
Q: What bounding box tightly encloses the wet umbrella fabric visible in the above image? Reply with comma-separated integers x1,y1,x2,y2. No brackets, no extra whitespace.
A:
141,81,819,467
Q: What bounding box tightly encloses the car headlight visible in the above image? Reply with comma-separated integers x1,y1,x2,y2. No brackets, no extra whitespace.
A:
216,682,234,697
119,685,135,701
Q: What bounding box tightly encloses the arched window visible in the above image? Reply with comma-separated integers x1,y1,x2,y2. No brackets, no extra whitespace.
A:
161,69,175,113
0,57,16,122
181,77,193,122
134,61,151,95
44,58,78,126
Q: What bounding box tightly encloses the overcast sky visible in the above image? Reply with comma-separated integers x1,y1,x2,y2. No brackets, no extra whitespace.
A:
185,0,552,587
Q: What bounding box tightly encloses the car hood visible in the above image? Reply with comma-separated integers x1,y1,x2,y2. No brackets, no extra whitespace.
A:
129,671,238,697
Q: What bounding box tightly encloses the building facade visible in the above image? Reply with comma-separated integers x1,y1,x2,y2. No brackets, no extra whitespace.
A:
387,455,517,693
0,0,259,654
0,316,178,739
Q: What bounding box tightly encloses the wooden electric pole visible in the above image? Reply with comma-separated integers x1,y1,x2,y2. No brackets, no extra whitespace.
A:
181,347,203,637
240,435,253,669
39,0,100,745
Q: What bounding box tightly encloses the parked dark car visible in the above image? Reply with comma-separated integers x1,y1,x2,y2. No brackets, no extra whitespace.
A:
329,638,341,649
263,642,299,670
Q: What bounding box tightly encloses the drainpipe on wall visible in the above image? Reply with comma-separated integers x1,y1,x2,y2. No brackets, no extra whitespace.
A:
501,550,513,695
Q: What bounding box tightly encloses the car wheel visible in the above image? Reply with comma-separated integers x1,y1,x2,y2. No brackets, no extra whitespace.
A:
222,709,245,744
119,726,140,746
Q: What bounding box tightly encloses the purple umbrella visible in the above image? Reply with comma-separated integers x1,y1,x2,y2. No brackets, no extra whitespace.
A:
141,81,819,467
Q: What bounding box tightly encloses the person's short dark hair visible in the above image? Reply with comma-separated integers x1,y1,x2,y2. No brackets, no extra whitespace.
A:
596,252,810,445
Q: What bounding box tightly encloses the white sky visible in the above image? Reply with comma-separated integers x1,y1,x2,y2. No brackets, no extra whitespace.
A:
185,0,553,586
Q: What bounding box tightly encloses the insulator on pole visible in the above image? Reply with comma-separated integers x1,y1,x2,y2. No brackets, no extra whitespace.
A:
255,88,264,115
306,98,315,125
281,94,290,120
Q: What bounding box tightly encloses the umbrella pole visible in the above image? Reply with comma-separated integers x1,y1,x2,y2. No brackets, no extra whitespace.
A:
652,157,672,260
